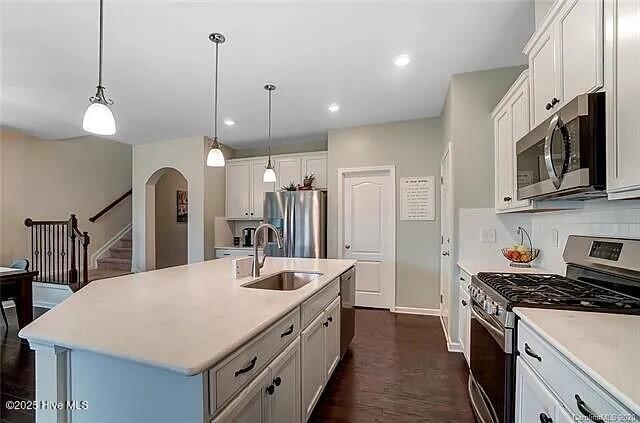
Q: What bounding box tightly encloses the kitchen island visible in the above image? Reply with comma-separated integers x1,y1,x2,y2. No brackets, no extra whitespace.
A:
19,257,356,423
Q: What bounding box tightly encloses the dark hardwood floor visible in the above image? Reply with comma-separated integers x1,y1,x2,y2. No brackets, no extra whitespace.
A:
1,307,473,423
1,307,47,423
311,308,475,423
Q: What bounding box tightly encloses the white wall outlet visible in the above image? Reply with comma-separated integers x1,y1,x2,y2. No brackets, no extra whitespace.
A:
552,229,559,248
480,228,497,243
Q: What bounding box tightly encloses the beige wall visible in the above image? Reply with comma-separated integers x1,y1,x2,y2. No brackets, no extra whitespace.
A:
204,144,235,260
535,0,554,27
0,128,132,265
154,169,188,269
328,118,443,309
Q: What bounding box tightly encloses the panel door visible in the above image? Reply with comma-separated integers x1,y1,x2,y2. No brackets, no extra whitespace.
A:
323,296,341,380
494,107,514,211
301,313,325,421
515,358,561,423
529,28,559,127
214,367,270,423
558,0,603,103
302,154,328,189
226,161,252,219
342,168,395,308
607,0,640,198
251,159,275,219
269,339,300,423
509,79,532,209
275,157,301,189
440,149,452,333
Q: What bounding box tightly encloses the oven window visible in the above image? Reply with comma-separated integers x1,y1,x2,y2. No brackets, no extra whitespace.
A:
470,306,511,422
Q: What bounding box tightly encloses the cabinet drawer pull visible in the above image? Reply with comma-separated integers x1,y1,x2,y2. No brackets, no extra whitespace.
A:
234,356,257,377
266,384,275,395
273,376,281,386
461,299,468,306
524,343,542,362
460,277,466,282
575,394,604,422
280,324,294,338
327,316,333,323
323,321,329,327
504,196,512,202
539,412,553,423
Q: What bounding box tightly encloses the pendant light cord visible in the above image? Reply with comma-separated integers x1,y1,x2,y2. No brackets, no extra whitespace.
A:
98,0,104,88
214,39,219,140
268,88,272,139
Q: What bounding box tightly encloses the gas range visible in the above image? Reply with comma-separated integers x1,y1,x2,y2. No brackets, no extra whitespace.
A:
468,235,640,423
470,236,640,329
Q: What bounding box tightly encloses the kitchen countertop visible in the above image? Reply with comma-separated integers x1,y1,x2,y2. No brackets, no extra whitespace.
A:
514,307,640,416
215,245,254,250
457,260,551,276
19,257,356,376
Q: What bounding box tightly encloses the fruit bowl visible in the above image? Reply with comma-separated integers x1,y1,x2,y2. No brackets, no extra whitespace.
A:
501,246,540,268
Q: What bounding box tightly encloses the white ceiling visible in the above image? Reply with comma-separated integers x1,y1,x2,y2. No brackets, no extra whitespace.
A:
1,1,534,148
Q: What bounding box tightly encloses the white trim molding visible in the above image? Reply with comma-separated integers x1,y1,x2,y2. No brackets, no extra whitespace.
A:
90,223,132,268
440,315,463,353
393,307,440,316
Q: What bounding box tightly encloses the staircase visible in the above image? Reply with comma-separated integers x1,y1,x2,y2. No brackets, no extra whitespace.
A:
92,231,132,281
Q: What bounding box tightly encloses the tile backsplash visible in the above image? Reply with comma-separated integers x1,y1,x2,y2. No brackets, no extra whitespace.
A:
458,199,640,274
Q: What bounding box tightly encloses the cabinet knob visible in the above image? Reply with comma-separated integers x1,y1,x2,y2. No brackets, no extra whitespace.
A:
250,212,254,215
344,244,351,250
539,412,553,423
503,196,512,202
545,102,553,110
442,251,450,256
461,300,468,306
266,384,275,395
551,97,560,106
245,212,249,216
273,377,281,387
323,321,329,327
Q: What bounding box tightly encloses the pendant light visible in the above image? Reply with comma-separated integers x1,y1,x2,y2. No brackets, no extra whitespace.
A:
206,33,226,167
83,0,116,135
263,84,277,183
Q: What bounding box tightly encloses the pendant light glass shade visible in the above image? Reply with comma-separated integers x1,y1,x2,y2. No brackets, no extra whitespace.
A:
207,33,226,167
263,165,276,182
83,102,116,135
207,146,225,167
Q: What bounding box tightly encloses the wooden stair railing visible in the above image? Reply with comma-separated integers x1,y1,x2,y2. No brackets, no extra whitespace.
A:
24,214,90,290
89,189,132,223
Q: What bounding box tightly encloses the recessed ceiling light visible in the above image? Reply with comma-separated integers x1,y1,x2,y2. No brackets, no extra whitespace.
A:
224,118,235,126
328,103,340,113
394,54,411,67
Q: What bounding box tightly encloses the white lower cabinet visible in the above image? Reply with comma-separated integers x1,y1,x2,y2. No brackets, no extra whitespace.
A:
301,313,326,421
323,297,340,379
515,358,572,423
457,285,470,365
214,340,300,423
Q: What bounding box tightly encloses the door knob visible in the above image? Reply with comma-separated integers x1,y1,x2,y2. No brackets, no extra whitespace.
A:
345,244,351,250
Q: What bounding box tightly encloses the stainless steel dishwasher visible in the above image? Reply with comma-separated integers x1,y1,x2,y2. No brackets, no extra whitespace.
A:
340,266,356,357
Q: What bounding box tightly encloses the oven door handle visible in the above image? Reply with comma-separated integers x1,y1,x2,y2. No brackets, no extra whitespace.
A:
471,303,507,352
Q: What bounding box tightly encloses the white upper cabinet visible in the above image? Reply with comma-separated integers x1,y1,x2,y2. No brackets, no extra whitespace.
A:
528,28,559,128
275,157,301,189
251,159,275,219
558,0,604,103
493,71,533,212
524,0,604,128
226,161,252,219
606,0,640,199
226,152,328,219
302,153,328,189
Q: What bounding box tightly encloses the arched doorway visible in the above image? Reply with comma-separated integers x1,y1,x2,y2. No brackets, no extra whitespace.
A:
145,167,188,270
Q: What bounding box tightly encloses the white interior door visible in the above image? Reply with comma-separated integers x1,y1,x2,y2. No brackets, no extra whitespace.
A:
340,167,395,309
440,146,452,332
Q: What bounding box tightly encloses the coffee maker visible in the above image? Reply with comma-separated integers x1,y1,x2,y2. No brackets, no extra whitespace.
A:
242,228,256,247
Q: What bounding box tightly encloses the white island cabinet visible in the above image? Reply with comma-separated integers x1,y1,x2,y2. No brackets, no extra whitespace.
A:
19,258,356,423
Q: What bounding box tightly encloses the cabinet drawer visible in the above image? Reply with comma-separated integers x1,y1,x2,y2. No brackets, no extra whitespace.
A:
459,269,471,294
211,308,300,412
518,321,631,420
301,278,339,328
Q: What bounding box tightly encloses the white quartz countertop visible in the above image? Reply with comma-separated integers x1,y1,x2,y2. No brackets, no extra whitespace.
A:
19,257,356,376
214,245,253,250
514,307,640,416
457,260,551,276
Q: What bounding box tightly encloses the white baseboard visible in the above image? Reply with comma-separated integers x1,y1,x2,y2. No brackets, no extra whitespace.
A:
91,223,132,268
440,315,464,353
393,307,440,316
33,282,72,309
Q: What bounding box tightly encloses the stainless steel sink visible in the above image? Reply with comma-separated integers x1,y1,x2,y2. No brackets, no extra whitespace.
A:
242,271,322,291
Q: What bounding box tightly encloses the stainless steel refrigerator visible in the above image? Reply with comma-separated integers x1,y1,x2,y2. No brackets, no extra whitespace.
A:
262,191,327,258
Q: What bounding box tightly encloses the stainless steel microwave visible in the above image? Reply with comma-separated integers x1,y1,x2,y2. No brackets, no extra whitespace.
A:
515,92,606,200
